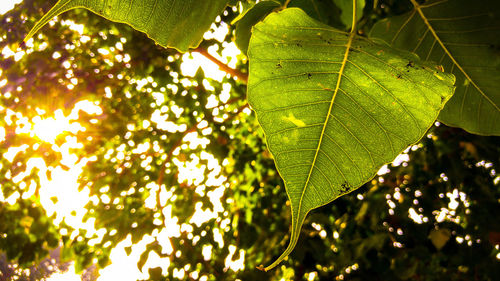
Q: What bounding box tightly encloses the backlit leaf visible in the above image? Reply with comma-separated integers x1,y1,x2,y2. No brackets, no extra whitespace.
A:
248,8,455,270
24,0,229,52
370,0,500,135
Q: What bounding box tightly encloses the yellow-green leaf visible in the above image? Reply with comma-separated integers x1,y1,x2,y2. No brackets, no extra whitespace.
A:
248,8,455,270
25,0,229,52
370,0,500,135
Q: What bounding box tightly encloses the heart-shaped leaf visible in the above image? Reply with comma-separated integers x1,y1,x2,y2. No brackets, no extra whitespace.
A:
248,8,455,270
370,0,500,135
25,0,229,52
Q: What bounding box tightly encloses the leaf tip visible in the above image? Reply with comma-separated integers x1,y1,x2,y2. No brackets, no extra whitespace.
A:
261,233,299,271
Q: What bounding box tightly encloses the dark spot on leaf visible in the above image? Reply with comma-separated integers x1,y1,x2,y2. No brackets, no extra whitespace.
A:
307,73,312,79
406,61,414,68
349,47,359,53
396,74,402,79
489,44,499,50
296,42,303,47
340,181,351,193
276,62,282,69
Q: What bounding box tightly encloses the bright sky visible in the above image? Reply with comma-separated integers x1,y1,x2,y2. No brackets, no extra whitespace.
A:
0,0,246,279
0,0,22,15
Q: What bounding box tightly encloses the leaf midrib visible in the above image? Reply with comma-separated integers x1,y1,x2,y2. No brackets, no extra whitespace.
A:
410,0,500,113
298,31,356,219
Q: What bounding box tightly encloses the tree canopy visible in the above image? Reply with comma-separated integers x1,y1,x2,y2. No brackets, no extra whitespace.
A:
0,0,499,280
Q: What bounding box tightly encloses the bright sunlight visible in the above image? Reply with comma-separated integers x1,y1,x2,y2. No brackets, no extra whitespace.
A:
0,1,245,279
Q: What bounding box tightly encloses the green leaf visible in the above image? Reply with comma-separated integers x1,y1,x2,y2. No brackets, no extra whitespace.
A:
333,0,365,28
234,0,281,55
429,228,451,250
248,8,455,270
288,0,343,28
24,0,229,52
370,0,500,135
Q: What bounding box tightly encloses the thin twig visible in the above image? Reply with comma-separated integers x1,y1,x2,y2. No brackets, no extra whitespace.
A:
193,47,248,83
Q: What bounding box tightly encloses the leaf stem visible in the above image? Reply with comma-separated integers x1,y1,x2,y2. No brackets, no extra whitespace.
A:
351,0,357,33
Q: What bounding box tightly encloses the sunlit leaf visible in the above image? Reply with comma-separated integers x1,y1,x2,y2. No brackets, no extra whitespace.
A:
370,0,500,135
248,8,455,270
24,0,229,52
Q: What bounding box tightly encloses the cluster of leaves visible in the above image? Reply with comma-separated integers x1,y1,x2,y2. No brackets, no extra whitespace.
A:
0,0,499,280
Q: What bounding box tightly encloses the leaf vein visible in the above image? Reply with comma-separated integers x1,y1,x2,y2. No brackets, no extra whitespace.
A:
410,0,500,113
328,113,376,167
346,60,423,132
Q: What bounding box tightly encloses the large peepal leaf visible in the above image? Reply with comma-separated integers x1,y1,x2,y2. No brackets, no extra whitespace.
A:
247,8,455,270
25,0,228,52
370,0,500,135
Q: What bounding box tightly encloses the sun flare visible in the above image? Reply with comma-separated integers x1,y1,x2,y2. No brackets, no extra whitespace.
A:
31,116,69,143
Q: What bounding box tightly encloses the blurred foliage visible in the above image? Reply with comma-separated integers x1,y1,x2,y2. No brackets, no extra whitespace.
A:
0,0,499,280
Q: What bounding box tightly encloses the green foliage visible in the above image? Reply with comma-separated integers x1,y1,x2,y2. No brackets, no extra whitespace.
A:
233,0,281,54
24,0,229,52
1,0,499,280
370,0,500,135
287,0,343,28
0,200,59,266
248,8,454,269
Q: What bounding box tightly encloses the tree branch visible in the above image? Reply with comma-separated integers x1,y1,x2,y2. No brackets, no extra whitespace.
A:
193,47,248,83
